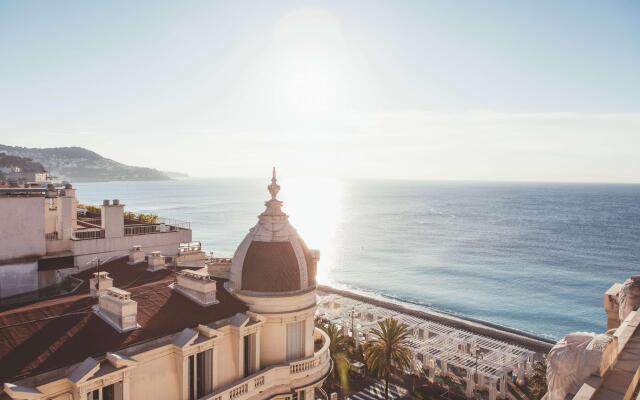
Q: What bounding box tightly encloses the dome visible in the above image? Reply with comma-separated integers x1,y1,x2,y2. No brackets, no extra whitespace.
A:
229,169,320,294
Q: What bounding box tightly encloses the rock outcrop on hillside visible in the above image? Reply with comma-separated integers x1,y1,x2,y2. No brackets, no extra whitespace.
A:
0,145,169,182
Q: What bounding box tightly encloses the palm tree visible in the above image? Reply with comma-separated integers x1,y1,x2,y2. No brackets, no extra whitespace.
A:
364,319,412,400
527,360,547,400
319,322,354,392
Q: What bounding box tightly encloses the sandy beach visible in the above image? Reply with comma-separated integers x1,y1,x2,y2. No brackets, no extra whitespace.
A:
318,284,555,355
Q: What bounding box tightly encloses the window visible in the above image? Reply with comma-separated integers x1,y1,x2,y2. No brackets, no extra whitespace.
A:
243,333,257,377
286,321,305,361
87,383,122,400
244,335,250,377
188,349,213,400
292,389,305,400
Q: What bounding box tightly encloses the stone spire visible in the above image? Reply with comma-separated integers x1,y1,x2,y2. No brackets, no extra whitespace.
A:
268,167,280,200
260,167,286,219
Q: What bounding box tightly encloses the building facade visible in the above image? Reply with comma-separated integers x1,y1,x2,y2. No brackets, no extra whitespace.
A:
0,184,191,298
0,171,331,400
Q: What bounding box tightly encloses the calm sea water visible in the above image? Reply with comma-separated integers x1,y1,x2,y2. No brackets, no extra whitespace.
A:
75,179,640,339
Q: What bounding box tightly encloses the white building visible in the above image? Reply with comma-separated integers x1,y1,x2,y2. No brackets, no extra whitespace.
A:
0,183,191,299
0,171,331,400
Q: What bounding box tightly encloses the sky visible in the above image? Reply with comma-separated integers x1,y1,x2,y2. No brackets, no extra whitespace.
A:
0,0,639,182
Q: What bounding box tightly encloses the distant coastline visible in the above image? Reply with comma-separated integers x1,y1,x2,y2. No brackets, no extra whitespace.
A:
0,144,172,182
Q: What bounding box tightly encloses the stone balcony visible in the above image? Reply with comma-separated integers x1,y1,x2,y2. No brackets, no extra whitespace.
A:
206,328,331,400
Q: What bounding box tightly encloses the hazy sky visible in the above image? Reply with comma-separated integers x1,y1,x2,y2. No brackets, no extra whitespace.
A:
1,1,639,182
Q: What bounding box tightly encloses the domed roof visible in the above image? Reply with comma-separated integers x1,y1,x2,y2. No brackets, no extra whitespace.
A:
229,169,320,294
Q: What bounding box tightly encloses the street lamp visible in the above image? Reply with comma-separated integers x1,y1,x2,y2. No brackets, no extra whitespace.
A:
348,308,356,347
473,344,484,384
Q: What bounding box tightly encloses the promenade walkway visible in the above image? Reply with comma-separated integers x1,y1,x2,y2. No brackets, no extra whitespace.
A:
347,382,407,400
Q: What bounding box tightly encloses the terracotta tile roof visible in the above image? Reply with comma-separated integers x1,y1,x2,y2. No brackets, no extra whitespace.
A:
241,241,301,292
0,257,247,383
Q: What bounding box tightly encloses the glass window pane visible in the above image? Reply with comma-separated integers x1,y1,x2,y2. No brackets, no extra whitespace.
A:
102,384,115,400
189,354,195,400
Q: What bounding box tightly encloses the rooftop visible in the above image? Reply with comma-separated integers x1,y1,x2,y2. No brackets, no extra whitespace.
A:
0,257,247,383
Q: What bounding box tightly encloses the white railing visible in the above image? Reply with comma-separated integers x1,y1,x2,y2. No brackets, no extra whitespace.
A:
124,224,159,236
78,217,102,227
73,229,105,240
206,328,331,400
156,217,190,230
179,241,202,253
124,219,190,236
253,376,264,388
45,231,59,240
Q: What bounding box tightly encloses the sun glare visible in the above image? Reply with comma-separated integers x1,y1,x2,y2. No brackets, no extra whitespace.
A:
280,177,343,285
271,8,349,122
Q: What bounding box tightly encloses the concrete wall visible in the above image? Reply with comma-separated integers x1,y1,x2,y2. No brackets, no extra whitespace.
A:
130,349,180,400
0,197,46,260
0,261,38,297
59,192,77,240
216,334,240,388
261,321,287,367
44,198,58,235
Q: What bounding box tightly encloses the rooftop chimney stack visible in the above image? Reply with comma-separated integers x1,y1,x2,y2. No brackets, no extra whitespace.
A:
128,245,145,265
95,287,139,332
90,271,113,297
46,184,57,198
101,199,124,238
171,269,218,306
147,251,166,271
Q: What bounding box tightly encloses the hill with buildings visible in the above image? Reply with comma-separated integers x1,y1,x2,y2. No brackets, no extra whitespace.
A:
0,144,170,182
0,153,46,181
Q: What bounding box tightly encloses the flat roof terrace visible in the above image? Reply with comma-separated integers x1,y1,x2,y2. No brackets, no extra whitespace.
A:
73,215,191,241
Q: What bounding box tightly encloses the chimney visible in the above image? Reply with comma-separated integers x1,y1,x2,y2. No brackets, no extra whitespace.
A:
46,183,57,198
89,271,113,297
128,245,145,265
147,251,166,271
95,287,139,332
171,269,218,306
101,199,124,238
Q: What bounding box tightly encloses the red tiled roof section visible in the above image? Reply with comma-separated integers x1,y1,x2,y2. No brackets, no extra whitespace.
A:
0,258,247,383
241,241,302,292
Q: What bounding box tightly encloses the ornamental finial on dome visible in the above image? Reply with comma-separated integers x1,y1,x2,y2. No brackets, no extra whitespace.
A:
261,167,285,218
268,166,280,200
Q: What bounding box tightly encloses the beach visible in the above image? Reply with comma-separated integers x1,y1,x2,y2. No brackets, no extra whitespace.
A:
319,284,555,354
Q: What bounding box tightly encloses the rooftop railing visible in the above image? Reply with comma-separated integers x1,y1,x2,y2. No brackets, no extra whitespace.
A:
45,232,59,240
73,228,105,240
78,217,101,227
124,217,190,236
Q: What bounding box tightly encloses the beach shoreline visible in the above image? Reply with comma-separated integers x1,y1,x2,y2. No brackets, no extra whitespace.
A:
318,284,555,354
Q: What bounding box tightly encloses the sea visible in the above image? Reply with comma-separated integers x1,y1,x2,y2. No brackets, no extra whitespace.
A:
74,178,640,340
